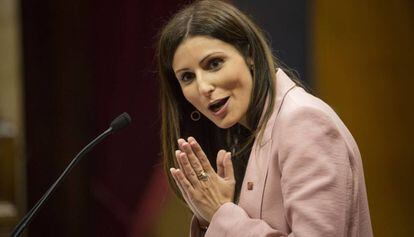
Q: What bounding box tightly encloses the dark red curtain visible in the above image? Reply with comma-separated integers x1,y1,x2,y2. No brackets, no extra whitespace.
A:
22,0,188,236
89,1,186,236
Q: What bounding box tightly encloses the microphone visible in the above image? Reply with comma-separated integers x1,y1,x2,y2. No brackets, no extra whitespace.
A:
10,112,132,237
110,112,132,132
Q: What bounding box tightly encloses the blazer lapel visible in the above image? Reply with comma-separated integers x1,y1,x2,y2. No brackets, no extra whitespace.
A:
238,69,296,218
260,69,297,146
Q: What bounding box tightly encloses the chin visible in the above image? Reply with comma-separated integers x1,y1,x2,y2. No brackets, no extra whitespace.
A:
213,118,237,129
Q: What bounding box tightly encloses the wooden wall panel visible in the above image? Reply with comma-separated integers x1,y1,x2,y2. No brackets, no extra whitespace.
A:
313,1,414,236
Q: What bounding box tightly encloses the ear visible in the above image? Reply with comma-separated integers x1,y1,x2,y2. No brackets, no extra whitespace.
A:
246,57,254,67
245,44,254,66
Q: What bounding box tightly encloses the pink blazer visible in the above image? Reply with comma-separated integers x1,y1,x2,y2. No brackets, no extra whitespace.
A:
190,69,373,237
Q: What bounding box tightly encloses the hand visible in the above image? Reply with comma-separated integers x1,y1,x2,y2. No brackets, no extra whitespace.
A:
170,149,225,227
170,144,228,227
170,137,235,222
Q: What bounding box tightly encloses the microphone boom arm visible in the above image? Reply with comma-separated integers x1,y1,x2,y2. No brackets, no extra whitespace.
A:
11,112,131,237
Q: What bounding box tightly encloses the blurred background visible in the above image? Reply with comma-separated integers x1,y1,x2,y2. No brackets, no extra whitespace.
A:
0,0,413,236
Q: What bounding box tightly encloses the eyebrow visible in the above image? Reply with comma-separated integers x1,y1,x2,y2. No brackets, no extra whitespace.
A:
175,52,224,74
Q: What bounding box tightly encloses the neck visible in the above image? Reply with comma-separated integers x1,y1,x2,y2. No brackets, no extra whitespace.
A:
238,118,251,131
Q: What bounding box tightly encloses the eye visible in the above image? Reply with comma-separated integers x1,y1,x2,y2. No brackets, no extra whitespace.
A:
207,58,224,70
179,72,195,83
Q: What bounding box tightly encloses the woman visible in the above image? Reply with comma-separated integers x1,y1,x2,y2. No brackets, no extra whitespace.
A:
156,0,373,236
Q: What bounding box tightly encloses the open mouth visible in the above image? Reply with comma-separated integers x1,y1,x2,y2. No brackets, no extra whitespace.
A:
208,96,230,112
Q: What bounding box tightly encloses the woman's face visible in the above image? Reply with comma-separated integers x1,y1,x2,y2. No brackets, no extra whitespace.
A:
172,36,253,129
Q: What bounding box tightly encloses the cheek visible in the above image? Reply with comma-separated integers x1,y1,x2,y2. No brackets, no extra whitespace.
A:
218,70,243,89
182,87,201,107
220,63,251,89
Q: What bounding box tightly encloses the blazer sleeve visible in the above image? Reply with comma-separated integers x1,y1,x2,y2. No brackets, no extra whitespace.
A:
197,106,354,237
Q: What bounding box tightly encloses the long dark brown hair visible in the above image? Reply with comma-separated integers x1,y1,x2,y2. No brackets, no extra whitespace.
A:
157,0,283,203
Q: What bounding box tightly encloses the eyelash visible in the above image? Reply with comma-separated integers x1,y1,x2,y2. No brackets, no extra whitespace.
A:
207,57,224,70
180,72,195,83
179,57,224,83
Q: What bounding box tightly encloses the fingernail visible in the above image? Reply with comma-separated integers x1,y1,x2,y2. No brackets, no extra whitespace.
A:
170,168,175,173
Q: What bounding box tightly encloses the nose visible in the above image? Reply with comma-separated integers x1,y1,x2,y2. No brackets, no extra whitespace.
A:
196,73,215,97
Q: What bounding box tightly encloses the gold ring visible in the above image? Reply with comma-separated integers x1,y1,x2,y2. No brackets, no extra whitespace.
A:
197,171,209,181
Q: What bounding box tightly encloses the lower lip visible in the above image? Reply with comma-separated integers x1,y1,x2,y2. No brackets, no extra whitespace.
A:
212,98,230,118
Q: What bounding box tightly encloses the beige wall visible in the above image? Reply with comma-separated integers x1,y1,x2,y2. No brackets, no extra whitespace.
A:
0,0,24,128
0,0,25,235
313,0,414,236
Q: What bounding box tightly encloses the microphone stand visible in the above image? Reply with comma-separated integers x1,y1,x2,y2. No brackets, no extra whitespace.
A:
10,112,131,237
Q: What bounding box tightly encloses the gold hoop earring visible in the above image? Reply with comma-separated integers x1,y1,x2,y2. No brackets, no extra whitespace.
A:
190,110,201,121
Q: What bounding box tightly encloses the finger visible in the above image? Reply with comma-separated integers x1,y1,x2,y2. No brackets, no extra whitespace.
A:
176,149,190,178
175,150,184,170
187,136,214,173
178,152,200,187
174,167,195,194
224,152,235,181
180,140,205,176
216,149,226,177
170,168,187,196
179,139,204,176
170,168,191,203
177,138,186,151
175,150,189,180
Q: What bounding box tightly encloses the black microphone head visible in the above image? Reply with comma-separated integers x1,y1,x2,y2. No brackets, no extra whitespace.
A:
110,112,132,133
